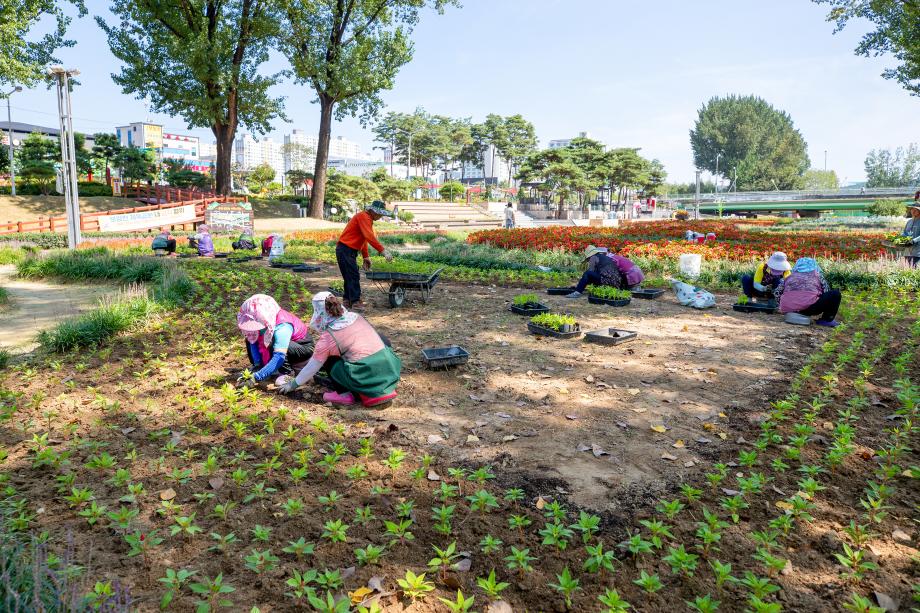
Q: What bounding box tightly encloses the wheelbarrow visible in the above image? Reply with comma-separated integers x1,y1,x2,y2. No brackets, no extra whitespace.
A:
365,268,444,308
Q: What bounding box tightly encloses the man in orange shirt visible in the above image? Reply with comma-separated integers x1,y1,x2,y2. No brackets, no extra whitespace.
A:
336,201,394,308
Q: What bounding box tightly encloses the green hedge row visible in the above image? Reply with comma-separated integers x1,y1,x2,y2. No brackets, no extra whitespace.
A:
0,182,113,197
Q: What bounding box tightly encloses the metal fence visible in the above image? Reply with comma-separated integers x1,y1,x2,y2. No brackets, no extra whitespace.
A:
670,187,918,204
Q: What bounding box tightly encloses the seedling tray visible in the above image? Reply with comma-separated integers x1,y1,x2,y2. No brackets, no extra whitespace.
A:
588,295,631,307
214,252,229,258
584,327,638,346
527,322,581,339
546,287,577,296
178,253,197,259
270,262,298,269
510,302,550,316
421,345,470,368
733,303,777,314
328,287,343,297
631,288,665,300
291,264,321,273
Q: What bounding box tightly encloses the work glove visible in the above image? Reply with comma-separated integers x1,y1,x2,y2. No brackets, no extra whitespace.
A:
753,282,766,292
277,379,299,395
913,236,920,244
362,258,372,271
382,249,394,262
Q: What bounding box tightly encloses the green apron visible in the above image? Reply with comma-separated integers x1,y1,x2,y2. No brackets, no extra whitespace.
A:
327,329,402,398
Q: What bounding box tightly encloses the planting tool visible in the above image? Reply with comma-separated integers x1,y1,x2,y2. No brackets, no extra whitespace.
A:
630,288,665,300
510,302,550,316
365,268,444,308
421,345,470,368
584,328,638,346
527,322,581,339
214,252,229,258
546,287,577,296
588,295,631,307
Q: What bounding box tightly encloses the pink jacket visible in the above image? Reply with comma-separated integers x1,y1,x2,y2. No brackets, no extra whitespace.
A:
778,271,824,313
608,254,644,287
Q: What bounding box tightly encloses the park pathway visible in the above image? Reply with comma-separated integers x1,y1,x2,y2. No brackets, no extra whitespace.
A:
0,265,112,353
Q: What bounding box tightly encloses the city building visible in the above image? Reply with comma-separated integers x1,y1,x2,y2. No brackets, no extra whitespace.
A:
0,121,96,149
161,132,199,160
115,122,212,170
234,133,285,184
283,129,317,173
455,143,511,185
116,122,163,150
327,158,408,178
548,131,601,150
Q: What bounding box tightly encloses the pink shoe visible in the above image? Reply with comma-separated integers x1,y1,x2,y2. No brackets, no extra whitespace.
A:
359,391,397,408
323,391,356,405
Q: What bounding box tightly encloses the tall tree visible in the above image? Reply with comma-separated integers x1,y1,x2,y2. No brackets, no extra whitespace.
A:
91,133,123,185
98,0,285,195
117,147,158,182
802,168,840,190
813,0,920,96
690,95,810,191
282,141,316,172
496,114,537,185
642,159,668,196
16,132,58,194
1,0,86,88
279,0,456,218
517,148,589,219
864,144,920,187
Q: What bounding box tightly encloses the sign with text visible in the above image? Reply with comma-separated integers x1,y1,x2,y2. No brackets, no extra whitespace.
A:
97,204,197,233
205,200,253,234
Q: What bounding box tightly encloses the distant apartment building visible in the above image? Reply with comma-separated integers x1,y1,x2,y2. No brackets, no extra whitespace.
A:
327,158,409,178
115,122,212,170
234,133,285,183
455,143,511,185
548,131,601,150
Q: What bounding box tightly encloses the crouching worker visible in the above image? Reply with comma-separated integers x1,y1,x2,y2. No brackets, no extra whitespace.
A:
151,228,177,256
236,294,314,386
566,245,624,298
741,251,790,303
606,251,644,289
232,229,256,251
190,224,215,257
278,292,401,408
775,258,841,328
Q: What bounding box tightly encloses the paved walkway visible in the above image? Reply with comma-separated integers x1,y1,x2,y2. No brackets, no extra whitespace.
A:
0,265,112,352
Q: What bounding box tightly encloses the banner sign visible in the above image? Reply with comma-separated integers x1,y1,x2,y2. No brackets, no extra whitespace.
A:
205,200,254,234
97,204,197,232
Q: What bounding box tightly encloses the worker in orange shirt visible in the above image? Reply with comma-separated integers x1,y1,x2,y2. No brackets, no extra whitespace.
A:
336,201,394,309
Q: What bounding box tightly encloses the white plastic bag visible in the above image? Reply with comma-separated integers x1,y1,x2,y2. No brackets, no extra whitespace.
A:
268,235,286,261
671,280,716,309
678,253,702,279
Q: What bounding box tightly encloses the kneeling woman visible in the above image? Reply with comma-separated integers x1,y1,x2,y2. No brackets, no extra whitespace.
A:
775,258,841,328
279,292,401,407
566,245,627,298
237,294,314,384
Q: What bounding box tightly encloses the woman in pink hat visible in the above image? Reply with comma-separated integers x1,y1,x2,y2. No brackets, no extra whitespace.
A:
236,294,313,385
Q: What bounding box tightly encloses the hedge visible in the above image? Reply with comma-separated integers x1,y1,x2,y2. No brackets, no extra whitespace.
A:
0,182,113,197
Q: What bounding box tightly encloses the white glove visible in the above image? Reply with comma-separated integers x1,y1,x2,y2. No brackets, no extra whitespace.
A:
913,236,920,244
278,379,299,395
382,248,394,262
753,282,766,292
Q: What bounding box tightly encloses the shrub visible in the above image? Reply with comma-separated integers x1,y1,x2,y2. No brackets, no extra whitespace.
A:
38,288,159,352
0,181,113,196
17,251,167,284
398,210,415,223
0,233,68,249
866,199,907,217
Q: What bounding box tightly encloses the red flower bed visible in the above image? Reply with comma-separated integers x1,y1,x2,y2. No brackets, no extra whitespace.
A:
467,221,887,262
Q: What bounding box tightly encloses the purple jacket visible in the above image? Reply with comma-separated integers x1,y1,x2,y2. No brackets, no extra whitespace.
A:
777,271,826,313
196,232,214,256
608,254,644,287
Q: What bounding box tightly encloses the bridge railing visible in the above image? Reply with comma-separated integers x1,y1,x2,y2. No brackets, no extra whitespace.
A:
670,187,919,204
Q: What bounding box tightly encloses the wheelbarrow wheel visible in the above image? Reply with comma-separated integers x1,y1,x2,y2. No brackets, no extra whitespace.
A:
388,285,406,308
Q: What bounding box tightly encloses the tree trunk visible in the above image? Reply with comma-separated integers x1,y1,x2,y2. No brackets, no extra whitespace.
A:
213,124,235,195
308,97,335,219
556,194,565,219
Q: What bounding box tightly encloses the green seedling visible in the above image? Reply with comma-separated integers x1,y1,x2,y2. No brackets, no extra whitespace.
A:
208,532,238,555
397,570,435,602
583,542,616,574
243,549,279,573
251,524,271,542
355,544,386,566
539,521,574,551
504,546,536,576
158,567,196,610
633,570,664,594
480,534,503,554
549,566,580,610
321,519,348,544
189,573,235,611
598,588,632,613
663,544,699,577
384,519,414,546
282,537,315,560
476,569,509,599
571,511,600,543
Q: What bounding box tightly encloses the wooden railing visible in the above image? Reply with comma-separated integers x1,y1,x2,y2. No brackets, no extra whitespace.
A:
0,190,247,235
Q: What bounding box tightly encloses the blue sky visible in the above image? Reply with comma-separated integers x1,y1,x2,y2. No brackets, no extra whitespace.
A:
9,0,919,183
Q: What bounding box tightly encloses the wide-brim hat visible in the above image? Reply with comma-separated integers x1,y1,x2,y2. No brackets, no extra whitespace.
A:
366,201,393,217
767,252,791,271
237,319,266,332
582,245,603,260
909,204,920,211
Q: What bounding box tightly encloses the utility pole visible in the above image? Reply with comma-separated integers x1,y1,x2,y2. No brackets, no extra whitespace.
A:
49,67,81,248
4,87,22,195
714,153,722,196
824,150,827,172
694,169,701,220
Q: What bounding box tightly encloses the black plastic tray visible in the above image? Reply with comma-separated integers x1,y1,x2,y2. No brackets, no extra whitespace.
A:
510,302,550,316
631,288,665,300
291,264,321,273
178,253,197,259
328,287,343,297
214,252,229,258
421,345,470,368
733,303,777,314
527,322,581,339
588,295,631,307
270,262,298,269
366,271,430,282
584,328,638,345
546,287,577,296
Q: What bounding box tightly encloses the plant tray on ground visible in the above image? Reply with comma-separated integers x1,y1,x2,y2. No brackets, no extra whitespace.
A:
584,327,638,345
733,302,777,314
269,261,298,269
214,252,229,258
527,322,581,339
546,287,577,295
291,264,321,273
178,253,197,258
510,302,550,316
588,295,631,307
421,345,470,368
630,288,665,299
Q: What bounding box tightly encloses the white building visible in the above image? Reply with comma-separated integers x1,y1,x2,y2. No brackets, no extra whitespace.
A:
328,158,408,178
456,144,511,184
235,133,285,184
548,131,600,150
161,132,200,161
283,129,317,173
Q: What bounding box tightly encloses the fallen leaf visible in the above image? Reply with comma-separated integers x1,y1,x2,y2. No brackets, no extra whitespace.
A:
469,394,482,401
535,497,546,510
892,529,911,543
717,432,728,440
349,587,373,604
120,427,136,435
585,375,595,383
577,444,591,452
502,435,518,442
341,567,356,580
775,500,793,511
684,461,695,468
591,444,609,457
718,412,727,418
427,434,444,444
565,414,578,420
672,440,685,449
486,601,514,613
703,422,716,431
496,412,512,419
661,453,678,461
630,407,647,414
874,591,899,611
443,573,462,589
427,470,441,481
628,388,641,396
159,488,176,501
695,437,712,444
781,560,794,576
475,419,489,427
208,478,224,490
615,421,629,429
650,425,667,433
557,387,570,395
722,489,741,496
368,576,385,592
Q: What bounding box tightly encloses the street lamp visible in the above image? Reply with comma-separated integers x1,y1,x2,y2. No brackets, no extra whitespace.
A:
714,153,722,196
3,86,22,196
47,66,82,248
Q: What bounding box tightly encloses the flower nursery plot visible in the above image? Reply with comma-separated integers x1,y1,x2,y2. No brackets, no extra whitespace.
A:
0,253,917,613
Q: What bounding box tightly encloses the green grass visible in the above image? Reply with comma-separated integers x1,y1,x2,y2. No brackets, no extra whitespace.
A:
38,290,160,352
17,249,175,285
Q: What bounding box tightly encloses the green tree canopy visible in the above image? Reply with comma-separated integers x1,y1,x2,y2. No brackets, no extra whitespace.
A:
1,0,86,88
690,95,810,191
368,166,411,202
0,142,8,174
439,180,465,202
279,0,456,219
247,163,276,193
163,158,211,189
98,0,285,195
802,168,840,190
864,144,920,187
325,169,381,211
91,133,123,185
117,147,157,182
517,148,590,219
813,0,920,96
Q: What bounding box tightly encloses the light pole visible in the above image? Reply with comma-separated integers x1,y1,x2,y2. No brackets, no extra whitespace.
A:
714,153,722,196
48,66,82,248
733,166,737,192
824,150,827,172
3,86,22,196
